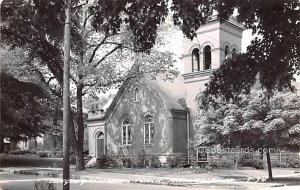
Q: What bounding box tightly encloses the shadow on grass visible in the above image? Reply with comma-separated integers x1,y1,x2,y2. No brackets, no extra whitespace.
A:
267,177,300,186
0,154,62,167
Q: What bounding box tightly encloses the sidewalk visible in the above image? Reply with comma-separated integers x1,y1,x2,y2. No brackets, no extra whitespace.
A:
1,167,300,187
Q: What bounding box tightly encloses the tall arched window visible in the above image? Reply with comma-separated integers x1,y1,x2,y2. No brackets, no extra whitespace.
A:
144,116,154,144
122,118,131,145
192,48,200,72
225,45,230,59
232,48,237,59
134,88,139,102
203,45,211,70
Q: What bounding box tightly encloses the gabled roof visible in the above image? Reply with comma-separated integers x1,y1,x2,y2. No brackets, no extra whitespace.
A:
140,75,187,110
87,75,187,122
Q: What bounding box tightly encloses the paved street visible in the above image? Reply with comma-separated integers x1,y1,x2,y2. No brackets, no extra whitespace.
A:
0,172,234,190
1,171,300,190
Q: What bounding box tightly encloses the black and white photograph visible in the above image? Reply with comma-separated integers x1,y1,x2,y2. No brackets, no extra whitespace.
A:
0,0,300,189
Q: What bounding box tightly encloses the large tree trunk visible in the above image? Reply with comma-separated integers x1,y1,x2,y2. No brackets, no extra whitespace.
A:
75,84,85,171
0,136,4,153
0,123,4,153
266,151,273,180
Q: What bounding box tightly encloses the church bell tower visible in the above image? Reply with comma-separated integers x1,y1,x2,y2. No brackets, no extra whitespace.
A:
181,16,244,111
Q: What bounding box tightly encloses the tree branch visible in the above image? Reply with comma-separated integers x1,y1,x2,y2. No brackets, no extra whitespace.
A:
88,35,108,63
93,45,122,68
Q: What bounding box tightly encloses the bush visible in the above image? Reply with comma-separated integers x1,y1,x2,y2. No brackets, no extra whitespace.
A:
150,155,161,168
209,159,235,169
47,149,63,158
37,151,49,158
132,154,149,168
238,154,263,169
287,158,300,168
106,157,119,168
9,150,31,155
121,158,133,168
166,155,181,168
97,155,118,168
272,161,291,168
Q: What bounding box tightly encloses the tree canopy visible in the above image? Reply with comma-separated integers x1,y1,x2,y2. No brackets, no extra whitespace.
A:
195,90,300,151
1,71,49,140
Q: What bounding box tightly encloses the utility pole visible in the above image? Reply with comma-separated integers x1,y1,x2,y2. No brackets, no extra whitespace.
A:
63,0,71,189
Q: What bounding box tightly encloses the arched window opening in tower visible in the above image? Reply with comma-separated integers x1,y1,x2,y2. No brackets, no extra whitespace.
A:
192,48,200,72
203,45,211,70
232,48,237,59
225,45,230,59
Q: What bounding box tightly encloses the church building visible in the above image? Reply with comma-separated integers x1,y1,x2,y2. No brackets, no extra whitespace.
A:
87,16,244,164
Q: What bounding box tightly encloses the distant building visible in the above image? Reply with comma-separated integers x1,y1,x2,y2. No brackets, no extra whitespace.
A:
87,17,244,164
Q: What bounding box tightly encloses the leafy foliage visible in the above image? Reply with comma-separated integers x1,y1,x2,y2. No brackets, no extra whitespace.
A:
1,0,177,169
1,71,49,140
174,0,300,102
195,90,300,151
90,0,169,53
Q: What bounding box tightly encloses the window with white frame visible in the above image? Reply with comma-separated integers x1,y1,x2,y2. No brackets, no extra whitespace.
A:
144,116,154,144
122,118,131,145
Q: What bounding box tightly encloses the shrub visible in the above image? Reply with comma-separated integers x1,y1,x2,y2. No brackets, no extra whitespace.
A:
9,150,31,155
47,149,63,158
272,161,291,168
209,159,235,169
132,154,149,168
106,157,119,168
150,155,161,168
97,155,118,168
166,155,181,168
287,158,300,168
37,151,49,158
121,158,132,168
238,154,263,169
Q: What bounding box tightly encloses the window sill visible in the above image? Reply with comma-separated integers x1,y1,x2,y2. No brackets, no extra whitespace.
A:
120,144,132,148
142,143,155,147
134,100,139,103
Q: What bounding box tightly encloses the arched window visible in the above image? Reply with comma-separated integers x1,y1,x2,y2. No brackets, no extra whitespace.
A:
232,48,237,59
122,118,131,145
97,131,104,139
144,116,154,144
225,45,230,59
134,88,139,102
96,131,105,156
192,48,200,72
203,45,211,70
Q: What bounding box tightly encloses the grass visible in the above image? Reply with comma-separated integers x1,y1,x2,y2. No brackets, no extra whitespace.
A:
0,154,62,167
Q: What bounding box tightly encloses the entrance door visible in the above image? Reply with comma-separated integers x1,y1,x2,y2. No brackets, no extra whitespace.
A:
96,131,104,157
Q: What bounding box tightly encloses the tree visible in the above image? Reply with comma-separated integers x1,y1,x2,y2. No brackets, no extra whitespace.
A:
0,47,64,152
1,0,177,171
0,71,49,151
176,0,299,105
2,0,297,171
195,90,300,179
